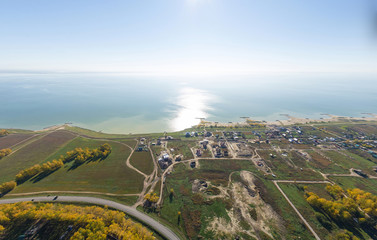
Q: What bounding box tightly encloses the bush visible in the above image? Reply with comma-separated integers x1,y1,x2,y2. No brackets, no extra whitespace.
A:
182,208,201,238
0,149,11,159
191,193,205,205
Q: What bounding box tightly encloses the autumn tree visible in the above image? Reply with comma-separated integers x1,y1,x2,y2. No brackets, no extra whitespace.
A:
0,202,155,240
177,211,181,225
0,130,9,137
0,149,12,159
0,181,16,196
326,184,345,200
169,188,174,203
144,193,159,212
329,230,359,240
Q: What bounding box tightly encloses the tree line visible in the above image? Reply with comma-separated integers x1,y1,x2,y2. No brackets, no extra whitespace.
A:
0,149,11,159
0,202,155,240
15,159,64,184
63,143,111,166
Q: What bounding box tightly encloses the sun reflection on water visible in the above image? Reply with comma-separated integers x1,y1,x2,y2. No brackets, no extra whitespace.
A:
170,87,216,131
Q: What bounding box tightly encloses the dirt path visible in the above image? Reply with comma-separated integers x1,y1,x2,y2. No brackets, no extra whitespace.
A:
273,181,321,240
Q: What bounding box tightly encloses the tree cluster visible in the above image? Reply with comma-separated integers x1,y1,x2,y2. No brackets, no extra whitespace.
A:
15,159,63,184
0,130,9,137
0,181,16,196
347,188,377,218
0,149,11,159
143,193,159,211
306,184,377,227
62,143,111,166
0,202,155,240
328,229,359,240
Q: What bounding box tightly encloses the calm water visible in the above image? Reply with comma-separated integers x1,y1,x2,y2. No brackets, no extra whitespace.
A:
1,73,376,133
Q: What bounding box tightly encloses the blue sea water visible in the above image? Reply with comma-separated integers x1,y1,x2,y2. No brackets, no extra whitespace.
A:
1,73,376,133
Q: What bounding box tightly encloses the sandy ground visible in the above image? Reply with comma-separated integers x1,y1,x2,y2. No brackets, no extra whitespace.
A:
206,171,283,239
197,114,377,128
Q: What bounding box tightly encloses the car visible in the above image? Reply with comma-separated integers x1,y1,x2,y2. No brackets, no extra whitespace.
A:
53,196,58,200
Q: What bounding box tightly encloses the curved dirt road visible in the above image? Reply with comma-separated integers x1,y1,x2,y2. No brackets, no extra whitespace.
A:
0,196,180,240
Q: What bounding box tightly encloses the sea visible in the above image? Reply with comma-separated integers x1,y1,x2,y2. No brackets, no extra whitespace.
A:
1,72,376,134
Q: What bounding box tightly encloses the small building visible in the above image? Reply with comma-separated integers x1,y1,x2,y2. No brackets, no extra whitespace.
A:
353,169,368,178
224,150,229,156
196,149,202,157
190,161,196,168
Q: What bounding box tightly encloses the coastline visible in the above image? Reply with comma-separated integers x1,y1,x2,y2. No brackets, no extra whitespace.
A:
4,113,377,135
196,113,377,129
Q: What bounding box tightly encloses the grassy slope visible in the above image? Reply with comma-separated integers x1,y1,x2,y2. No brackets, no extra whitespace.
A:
279,183,374,240
328,176,377,195
322,150,376,175
130,151,154,175
64,126,130,138
0,131,76,183
258,150,323,180
11,137,144,194
278,183,333,239
167,140,195,160
0,133,36,149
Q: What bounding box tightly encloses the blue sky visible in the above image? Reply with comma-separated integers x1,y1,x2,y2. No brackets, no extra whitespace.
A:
0,0,376,75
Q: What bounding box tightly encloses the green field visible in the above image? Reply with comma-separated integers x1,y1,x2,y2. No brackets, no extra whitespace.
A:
258,150,323,180
322,150,376,175
64,126,130,138
328,176,377,195
166,140,195,160
130,151,155,175
0,131,76,183
305,150,349,174
11,137,145,194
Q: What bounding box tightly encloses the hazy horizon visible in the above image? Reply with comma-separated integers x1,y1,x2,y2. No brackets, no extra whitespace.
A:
1,0,376,76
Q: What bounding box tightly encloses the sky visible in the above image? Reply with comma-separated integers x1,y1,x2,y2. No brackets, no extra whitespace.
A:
0,0,376,76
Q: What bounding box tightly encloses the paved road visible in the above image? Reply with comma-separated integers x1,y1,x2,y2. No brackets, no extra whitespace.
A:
0,196,180,240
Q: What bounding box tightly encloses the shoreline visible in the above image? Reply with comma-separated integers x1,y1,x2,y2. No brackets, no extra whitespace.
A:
196,113,377,129
3,113,377,135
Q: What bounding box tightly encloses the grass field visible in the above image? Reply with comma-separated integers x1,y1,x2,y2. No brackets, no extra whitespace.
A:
166,140,195,160
328,176,377,195
11,137,145,194
64,126,130,139
322,150,376,175
0,133,36,149
0,131,76,183
130,151,154,175
258,150,323,180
